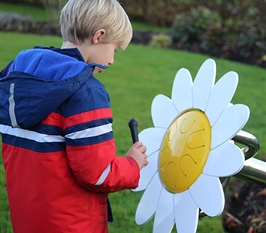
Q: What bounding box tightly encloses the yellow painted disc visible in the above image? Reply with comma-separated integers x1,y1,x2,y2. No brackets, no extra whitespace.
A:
159,109,211,193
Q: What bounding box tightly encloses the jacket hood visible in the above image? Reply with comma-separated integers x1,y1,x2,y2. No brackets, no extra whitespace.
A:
0,47,107,129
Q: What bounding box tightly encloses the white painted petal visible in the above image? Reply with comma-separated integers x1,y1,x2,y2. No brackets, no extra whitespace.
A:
152,94,179,128
211,104,250,149
205,71,238,126
153,189,175,233
204,140,245,177
190,174,224,217
132,151,159,192
139,128,166,156
171,68,193,113
192,59,216,111
135,172,163,225
174,191,199,233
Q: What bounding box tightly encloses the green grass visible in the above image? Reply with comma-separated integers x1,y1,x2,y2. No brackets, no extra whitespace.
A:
100,45,266,159
0,2,50,22
0,32,265,233
100,44,266,233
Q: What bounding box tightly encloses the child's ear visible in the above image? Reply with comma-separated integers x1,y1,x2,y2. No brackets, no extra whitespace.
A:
92,29,106,44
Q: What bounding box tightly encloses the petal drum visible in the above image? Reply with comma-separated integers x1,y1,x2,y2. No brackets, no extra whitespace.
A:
159,109,211,193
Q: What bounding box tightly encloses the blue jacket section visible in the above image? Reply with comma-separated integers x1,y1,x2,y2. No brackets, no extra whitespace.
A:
0,46,140,233
0,47,107,129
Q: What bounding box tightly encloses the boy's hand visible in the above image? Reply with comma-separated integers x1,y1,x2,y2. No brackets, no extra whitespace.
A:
126,142,148,170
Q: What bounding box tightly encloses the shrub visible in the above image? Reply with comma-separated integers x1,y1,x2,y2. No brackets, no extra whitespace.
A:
149,33,172,49
120,0,183,27
170,6,222,45
0,12,35,32
3,0,43,7
234,6,266,58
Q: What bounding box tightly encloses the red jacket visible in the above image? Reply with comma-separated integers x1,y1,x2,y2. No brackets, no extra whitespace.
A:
0,47,140,233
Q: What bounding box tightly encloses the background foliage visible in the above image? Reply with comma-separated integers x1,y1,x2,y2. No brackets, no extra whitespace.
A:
0,1,265,233
1,0,265,67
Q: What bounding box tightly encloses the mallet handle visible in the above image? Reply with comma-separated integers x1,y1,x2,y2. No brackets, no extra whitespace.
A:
128,118,139,143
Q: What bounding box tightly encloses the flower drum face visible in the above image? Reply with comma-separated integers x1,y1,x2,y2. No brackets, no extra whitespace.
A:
132,59,250,233
159,109,211,194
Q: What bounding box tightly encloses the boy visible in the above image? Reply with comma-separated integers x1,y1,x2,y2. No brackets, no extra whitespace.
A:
0,0,148,232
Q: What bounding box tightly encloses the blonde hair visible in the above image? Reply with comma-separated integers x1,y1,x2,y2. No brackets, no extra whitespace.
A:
60,0,132,50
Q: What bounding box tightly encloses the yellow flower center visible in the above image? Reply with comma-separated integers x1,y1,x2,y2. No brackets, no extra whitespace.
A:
159,109,211,193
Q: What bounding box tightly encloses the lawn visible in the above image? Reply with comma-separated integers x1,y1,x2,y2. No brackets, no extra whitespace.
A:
0,2,50,22
0,31,265,233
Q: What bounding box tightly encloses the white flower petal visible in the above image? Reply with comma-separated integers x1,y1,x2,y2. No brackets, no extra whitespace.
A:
135,172,162,225
132,151,159,192
204,140,245,177
190,174,224,217
139,128,166,156
153,189,175,233
174,191,199,233
192,59,216,111
171,68,193,113
133,58,249,233
205,71,238,126
152,94,179,128
211,104,250,149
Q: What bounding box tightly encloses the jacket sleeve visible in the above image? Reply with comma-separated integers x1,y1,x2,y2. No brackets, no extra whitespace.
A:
63,78,140,193
0,60,14,77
